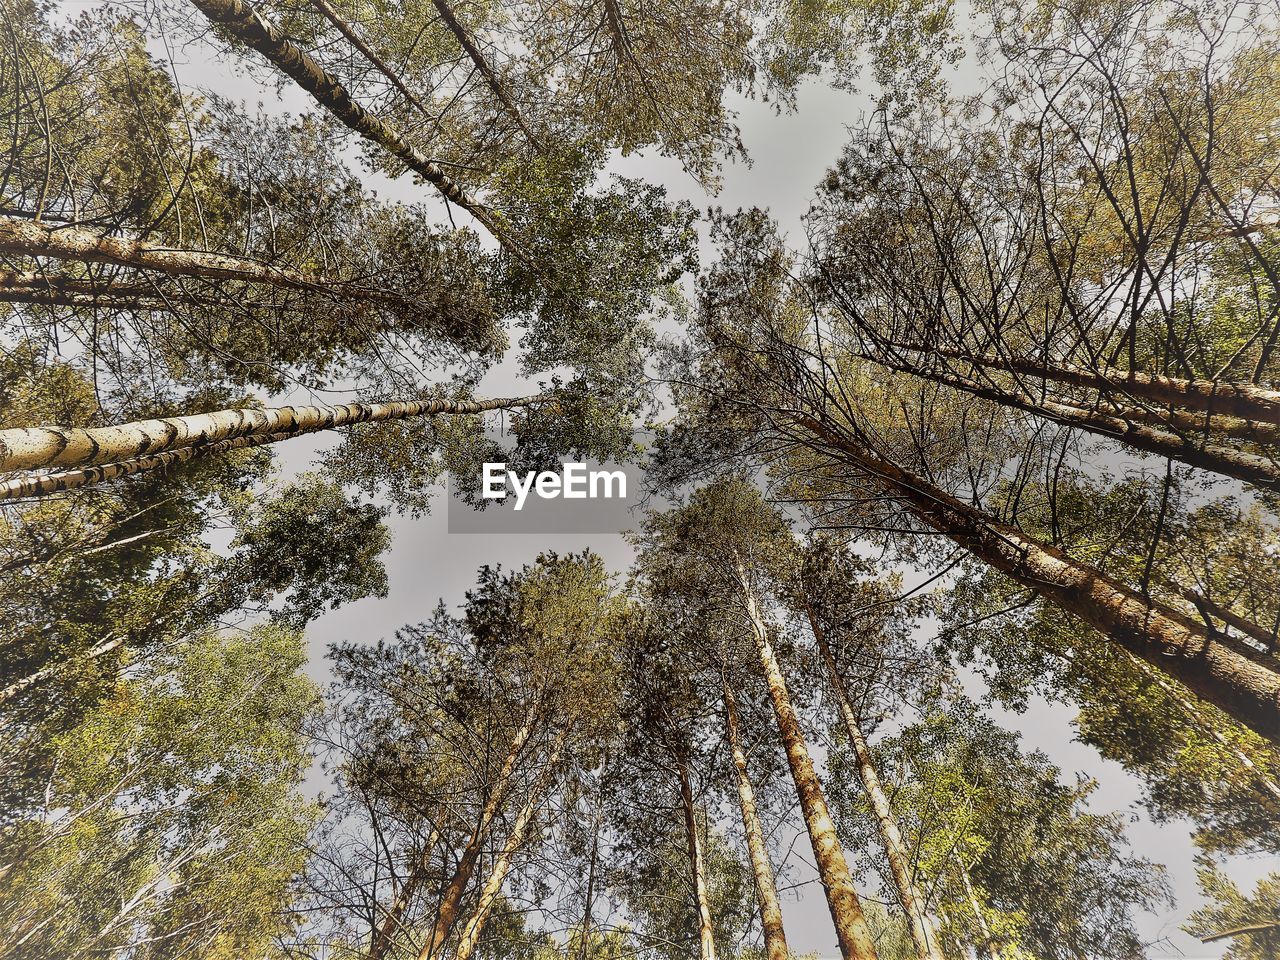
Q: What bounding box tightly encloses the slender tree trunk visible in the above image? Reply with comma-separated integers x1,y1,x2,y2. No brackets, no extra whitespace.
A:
676,752,719,960
805,605,944,960
0,394,536,473
1128,656,1280,809
0,634,125,704
367,825,443,960
721,680,790,960
957,863,999,960
864,350,1280,491
0,217,438,309
306,0,433,115
429,0,544,152
452,735,564,960
577,804,601,960
0,432,290,501
186,0,522,254
882,341,1280,427
795,414,1280,743
416,710,539,960
734,557,879,960
1179,586,1279,653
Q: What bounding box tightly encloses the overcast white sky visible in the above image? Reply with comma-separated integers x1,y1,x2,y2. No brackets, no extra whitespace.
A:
77,2,1276,952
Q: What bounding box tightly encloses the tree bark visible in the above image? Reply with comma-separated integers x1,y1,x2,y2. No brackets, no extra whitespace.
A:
416,710,539,960
0,217,446,311
721,680,790,960
0,432,289,501
186,0,522,255
795,414,1280,743
885,342,1280,427
805,604,944,960
429,0,544,152
0,394,537,473
864,351,1280,491
451,736,564,960
734,557,880,960
676,751,719,960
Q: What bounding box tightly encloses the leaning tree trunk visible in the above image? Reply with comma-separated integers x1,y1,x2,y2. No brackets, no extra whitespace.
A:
862,350,1280,491
734,557,880,960
675,751,718,960
795,414,1280,743
0,217,442,311
883,341,1280,427
367,825,444,960
0,395,536,473
0,634,125,705
721,680,790,960
306,0,433,114
414,708,540,960
429,0,544,152
452,733,565,960
186,0,521,255
956,863,1000,960
805,605,944,960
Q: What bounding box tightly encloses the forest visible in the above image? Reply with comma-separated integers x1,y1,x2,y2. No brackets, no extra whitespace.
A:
0,0,1278,956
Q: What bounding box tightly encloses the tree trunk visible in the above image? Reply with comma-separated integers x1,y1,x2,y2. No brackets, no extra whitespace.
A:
796,414,1280,743
884,341,1280,427
0,217,439,309
805,605,944,960
957,863,1000,960
864,350,1280,491
186,0,521,254
734,557,880,960
306,0,433,115
452,735,564,960
429,0,544,152
0,634,125,704
416,710,540,960
722,680,790,960
0,394,536,473
0,432,289,501
676,752,719,960
1179,586,1279,653
367,825,443,960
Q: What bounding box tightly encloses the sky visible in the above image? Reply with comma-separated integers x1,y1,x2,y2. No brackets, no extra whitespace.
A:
69,1,1275,954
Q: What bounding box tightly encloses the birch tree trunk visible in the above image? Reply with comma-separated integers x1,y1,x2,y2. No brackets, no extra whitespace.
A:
451,735,564,960
734,558,880,960
722,680,790,960
416,710,539,960
186,0,521,254
675,751,718,960
882,342,1280,427
0,395,536,472
0,217,441,310
367,826,443,960
306,0,433,114
805,605,944,960
796,414,1280,743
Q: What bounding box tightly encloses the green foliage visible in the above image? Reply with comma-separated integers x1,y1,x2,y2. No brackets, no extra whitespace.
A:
1186,866,1280,960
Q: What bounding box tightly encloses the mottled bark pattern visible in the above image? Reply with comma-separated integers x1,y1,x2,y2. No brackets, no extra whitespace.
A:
677,753,718,960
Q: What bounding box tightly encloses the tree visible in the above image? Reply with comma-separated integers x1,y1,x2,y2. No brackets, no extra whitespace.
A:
828,700,1172,960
